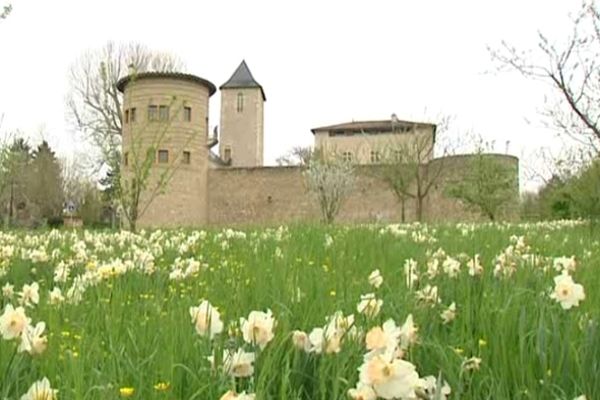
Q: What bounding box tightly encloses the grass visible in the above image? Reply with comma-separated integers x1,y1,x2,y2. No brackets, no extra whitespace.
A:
0,221,598,399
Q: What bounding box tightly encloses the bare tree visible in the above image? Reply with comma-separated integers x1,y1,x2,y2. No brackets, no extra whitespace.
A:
371,116,453,222
276,146,314,166
0,4,11,20
304,154,355,224
66,42,185,210
489,0,600,153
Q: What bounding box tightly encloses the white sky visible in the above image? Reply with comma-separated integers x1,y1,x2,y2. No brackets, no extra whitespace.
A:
0,1,581,191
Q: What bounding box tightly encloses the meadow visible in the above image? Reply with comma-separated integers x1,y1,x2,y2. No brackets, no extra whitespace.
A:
0,221,598,399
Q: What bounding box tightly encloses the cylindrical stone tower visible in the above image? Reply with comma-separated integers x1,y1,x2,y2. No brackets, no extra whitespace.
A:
117,72,216,228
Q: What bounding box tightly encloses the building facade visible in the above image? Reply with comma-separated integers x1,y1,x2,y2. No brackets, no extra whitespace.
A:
117,62,519,228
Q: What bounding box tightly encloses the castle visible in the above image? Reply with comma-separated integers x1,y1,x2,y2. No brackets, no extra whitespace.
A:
117,61,519,227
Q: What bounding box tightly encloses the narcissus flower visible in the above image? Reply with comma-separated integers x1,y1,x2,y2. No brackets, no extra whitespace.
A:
291,330,310,351
461,356,482,371
357,293,383,318
358,352,420,399
189,300,224,339
0,304,30,340
416,375,451,399
222,348,256,378
550,271,585,310
368,269,383,289
440,302,457,324
18,282,40,308
220,391,256,400
365,319,400,353
49,287,65,305
240,309,276,349
20,377,57,400
18,321,48,355
348,382,377,400
399,314,418,349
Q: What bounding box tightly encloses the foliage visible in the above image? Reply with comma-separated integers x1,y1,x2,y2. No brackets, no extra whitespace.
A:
566,158,600,222
304,154,355,224
28,141,64,225
447,153,518,221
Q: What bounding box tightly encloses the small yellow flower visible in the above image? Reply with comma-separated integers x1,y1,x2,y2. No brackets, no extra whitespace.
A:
120,387,135,397
153,381,170,391
329,290,336,297
478,339,487,347
454,347,464,355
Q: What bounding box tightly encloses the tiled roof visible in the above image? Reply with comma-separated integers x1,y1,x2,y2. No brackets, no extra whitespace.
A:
220,60,266,100
116,72,216,95
311,119,436,134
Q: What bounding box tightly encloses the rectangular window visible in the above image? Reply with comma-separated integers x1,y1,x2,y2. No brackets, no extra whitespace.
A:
148,105,158,121
124,109,129,124
158,149,169,164
342,151,353,163
159,105,169,121
130,107,136,122
182,151,191,164
394,150,403,162
223,146,232,162
124,152,129,166
370,150,381,163
183,107,192,122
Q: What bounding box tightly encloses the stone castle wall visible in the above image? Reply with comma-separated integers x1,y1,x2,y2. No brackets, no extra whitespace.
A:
206,154,519,226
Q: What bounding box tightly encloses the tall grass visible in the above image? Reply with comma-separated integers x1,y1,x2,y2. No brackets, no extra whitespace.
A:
0,222,598,399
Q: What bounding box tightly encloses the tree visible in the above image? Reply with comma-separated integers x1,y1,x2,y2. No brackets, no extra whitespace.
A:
371,149,416,222
446,151,518,221
0,4,11,20
66,42,185,215
490,0,600,153
565,158,600,222
0,138,32,227
28,141,64,224
304,154,355,224
276,146,314,166
371,116,452,222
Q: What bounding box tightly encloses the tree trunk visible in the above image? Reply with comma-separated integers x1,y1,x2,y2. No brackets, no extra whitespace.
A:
400,198,406,223
416,196,423,222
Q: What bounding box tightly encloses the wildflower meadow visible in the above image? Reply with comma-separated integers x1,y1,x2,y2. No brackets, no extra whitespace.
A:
0,221,598,399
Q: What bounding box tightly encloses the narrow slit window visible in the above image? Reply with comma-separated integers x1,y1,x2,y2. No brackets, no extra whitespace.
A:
130,108,136,122
124,152,129,166
236,92,244,113
223,146,232,162
124,109,129,124
182,151,191,164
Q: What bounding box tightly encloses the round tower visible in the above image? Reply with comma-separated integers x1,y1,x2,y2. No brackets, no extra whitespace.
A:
117,72,216,228
219,60,266,167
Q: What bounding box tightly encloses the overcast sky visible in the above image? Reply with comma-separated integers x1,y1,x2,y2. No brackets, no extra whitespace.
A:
0,1,581,190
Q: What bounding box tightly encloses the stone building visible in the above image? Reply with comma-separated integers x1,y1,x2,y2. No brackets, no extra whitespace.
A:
117,61,519,228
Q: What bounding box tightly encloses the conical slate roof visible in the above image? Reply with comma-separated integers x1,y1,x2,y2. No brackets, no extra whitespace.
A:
220,60,266,101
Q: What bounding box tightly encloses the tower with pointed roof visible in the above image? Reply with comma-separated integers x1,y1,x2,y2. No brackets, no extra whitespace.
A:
219,61,266,167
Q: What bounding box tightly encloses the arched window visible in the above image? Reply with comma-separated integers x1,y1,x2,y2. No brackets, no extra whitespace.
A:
236,92,244,113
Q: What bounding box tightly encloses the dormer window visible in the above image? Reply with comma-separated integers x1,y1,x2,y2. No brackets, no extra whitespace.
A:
236,93,244,113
